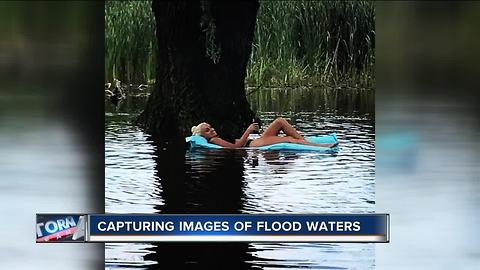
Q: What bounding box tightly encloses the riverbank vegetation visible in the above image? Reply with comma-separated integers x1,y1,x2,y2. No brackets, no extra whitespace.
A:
105,1,156,84
105,1,374,90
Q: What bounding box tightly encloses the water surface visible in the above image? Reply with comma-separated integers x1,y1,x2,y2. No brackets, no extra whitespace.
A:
105,88,375,269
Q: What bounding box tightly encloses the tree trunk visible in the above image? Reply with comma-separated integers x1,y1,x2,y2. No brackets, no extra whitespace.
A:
137,1,259,143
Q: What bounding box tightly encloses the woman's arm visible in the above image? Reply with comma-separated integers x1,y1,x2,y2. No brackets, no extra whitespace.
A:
210,123,258,148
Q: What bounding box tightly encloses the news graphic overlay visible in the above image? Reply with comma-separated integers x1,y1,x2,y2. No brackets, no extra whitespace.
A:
87,214,389,243
36,214,86,242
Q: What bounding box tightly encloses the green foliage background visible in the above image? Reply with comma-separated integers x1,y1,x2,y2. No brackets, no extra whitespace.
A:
105,1,375,89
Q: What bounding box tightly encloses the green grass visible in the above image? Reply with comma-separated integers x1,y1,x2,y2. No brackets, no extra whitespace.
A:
105,1,156,84
105,1,375,89
247,1,375,89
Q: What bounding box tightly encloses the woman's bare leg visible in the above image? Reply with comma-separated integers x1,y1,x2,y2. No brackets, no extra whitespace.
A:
261,117,303,139
250,136,337,148
290,138,338,148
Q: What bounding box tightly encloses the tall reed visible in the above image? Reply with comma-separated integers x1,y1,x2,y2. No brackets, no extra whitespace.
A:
247,1,375,88
105,1,375,89
105,1,155,84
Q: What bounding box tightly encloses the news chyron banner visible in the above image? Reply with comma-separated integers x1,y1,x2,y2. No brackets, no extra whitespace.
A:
36,214,388,243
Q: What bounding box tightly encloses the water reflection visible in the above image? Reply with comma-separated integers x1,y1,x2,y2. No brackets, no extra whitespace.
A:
105,88,375,269
249,88,374,114
144,146,254,269
154,147,247,214
106,88,374,116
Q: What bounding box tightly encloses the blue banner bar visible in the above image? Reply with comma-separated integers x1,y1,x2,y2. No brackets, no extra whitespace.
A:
87,214,389,243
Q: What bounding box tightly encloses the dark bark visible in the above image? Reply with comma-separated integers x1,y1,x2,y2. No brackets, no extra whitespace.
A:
137,1,259,143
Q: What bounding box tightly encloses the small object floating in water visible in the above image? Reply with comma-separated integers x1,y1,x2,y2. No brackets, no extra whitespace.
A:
186,134,339,152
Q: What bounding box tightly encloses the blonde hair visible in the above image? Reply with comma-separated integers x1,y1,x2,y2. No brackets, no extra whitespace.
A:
191,122,207,136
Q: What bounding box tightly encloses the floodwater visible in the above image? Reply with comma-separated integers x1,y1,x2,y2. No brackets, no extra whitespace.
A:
105,88,375,269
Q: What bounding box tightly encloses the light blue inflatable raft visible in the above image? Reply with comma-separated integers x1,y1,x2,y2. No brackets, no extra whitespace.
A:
186,133,339,152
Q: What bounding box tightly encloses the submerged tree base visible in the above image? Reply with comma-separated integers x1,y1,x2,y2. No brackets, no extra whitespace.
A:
137,1,259,143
